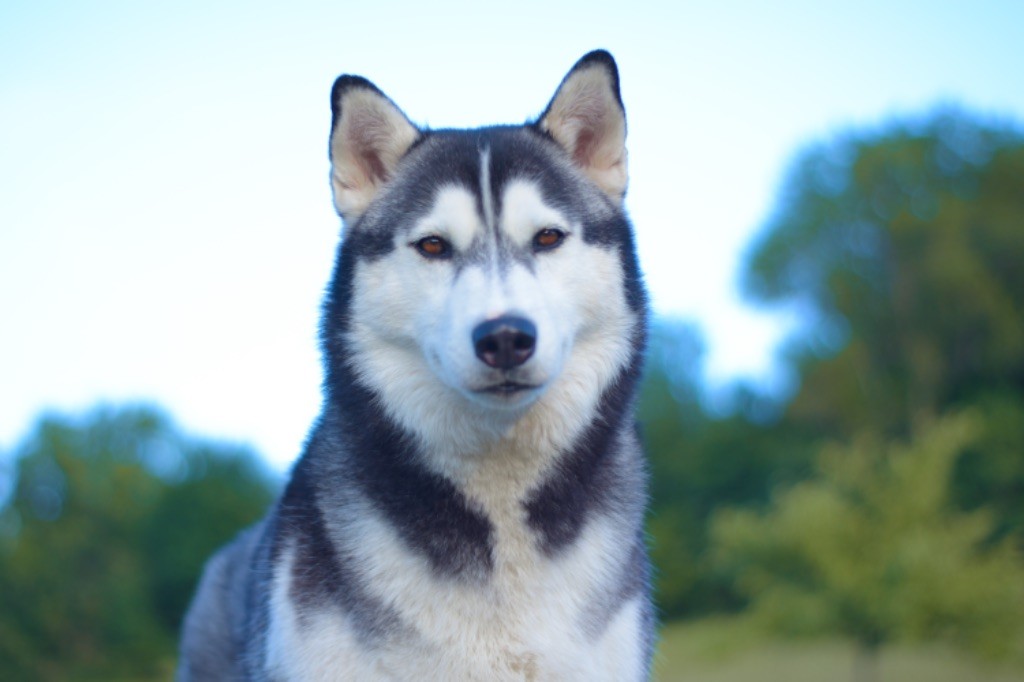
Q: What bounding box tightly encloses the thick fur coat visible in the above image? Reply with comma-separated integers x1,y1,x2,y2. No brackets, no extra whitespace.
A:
178,50,653,681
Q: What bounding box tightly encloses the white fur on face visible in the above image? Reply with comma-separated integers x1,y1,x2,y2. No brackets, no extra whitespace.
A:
408,185,482,253
499,180,572,245
345,173,636,458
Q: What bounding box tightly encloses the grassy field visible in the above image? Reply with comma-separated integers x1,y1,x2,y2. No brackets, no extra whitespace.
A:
116,618,1024,682
655,618,1024,682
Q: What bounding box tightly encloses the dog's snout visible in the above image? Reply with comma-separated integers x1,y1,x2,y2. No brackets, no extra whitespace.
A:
472,316,537,370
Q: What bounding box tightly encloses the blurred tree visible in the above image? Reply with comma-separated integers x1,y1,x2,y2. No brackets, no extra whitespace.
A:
640,321,814,618
640,321,707,616
142,446,278,636
711,414,1024,682
954,390,1024,541
744,108,1024,438
0,405,277,682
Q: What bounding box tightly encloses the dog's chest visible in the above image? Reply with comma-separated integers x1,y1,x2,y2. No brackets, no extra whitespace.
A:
267,471,644,681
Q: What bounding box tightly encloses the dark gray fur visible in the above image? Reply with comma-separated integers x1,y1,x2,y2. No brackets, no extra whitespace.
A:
178,50,653,680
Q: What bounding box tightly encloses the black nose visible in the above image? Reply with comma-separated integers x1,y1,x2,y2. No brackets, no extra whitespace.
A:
472,316,537,370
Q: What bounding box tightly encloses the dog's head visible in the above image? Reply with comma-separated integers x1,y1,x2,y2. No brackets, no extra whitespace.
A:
323,51,646,447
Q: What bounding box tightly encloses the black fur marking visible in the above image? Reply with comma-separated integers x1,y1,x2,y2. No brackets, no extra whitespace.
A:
275,457,399,639
523,337,645,555
340,222,397,259
333,393,496,580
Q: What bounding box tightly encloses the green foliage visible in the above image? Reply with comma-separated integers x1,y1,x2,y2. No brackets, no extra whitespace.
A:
641,322,815,618
655,617,1024,682
954,390,1024,540
0,405,277,681
640,107,1024,645
710,414,1024,658
745,108,1024,437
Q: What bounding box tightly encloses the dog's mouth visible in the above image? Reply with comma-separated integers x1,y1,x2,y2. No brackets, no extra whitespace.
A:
474,380,539,395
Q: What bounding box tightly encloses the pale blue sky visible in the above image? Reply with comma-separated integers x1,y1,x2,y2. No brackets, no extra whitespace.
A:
2,1,1023,469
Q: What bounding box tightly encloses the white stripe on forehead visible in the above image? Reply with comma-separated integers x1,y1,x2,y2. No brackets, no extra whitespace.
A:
499,180,571,245
410,185,481,251
479,146,500,272
479,147,495,234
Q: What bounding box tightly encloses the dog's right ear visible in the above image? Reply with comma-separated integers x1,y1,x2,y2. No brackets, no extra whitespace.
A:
538,50,628,202
329,76,420,222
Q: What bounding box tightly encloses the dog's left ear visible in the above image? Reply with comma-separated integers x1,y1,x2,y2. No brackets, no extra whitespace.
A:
538,50,628,202
329,76,421,222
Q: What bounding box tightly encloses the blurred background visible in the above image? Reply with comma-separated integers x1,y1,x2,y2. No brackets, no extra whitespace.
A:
2,2,1023,680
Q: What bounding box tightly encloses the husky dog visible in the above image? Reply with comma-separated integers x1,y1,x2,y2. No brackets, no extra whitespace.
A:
178,50,652,681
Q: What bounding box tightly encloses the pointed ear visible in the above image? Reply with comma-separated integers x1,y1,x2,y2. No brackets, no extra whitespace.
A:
329,76,420,221
537,50,628,202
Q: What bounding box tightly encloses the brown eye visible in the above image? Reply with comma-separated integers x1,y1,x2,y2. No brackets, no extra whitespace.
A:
414,236,451,259
533,227,566,251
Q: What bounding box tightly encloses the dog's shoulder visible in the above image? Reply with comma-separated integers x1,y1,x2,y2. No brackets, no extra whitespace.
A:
177,522,269,681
